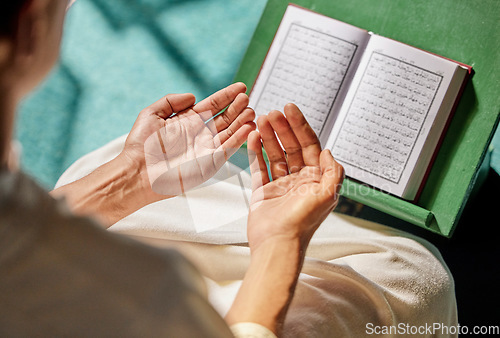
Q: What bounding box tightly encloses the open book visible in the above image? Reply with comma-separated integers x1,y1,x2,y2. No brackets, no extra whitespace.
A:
248,4,471,200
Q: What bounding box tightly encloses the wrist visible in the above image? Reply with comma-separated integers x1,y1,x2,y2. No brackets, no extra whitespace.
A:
226,236,304,335
118,147,175,204
248,218,315,258
250,234,305,262
97,152,177,223
94,154,147,223
250,237,304,292
51,153,160,227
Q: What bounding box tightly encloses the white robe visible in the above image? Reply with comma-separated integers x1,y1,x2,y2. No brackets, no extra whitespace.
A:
55,134,458,337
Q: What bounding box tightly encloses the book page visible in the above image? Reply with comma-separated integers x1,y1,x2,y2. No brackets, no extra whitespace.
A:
248,5,370,143
327,34,465,198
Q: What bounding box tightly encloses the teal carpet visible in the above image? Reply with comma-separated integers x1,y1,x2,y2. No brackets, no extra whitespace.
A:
15,0,267,188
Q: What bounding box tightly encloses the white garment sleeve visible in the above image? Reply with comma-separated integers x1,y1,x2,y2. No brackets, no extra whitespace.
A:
230,322,277,338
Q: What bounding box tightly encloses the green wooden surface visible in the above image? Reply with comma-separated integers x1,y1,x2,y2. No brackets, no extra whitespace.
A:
234,0,500,237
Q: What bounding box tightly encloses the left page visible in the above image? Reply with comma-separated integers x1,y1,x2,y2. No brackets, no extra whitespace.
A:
248,4,370,144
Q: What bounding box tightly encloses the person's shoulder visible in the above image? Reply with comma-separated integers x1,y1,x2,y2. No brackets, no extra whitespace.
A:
0,169,200,288
0,170,232,337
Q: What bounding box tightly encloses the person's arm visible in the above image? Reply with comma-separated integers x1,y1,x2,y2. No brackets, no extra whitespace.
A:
49,151,156,226
226,235,303,334
225,104,344,335
51,82,255,227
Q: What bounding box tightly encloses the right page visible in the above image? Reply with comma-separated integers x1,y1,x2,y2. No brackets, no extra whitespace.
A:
326,34,469,200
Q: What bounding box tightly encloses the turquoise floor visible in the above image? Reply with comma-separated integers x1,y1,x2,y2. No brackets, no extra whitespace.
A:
15,0,267,188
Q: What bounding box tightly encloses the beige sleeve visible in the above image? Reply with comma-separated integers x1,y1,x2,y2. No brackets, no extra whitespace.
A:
230,322,277,338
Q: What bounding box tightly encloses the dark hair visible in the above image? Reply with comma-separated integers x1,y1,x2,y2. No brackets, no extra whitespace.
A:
0,1,31,36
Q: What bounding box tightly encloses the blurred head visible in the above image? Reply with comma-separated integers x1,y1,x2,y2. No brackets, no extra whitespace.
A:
0,0,69,97
0,0,70,168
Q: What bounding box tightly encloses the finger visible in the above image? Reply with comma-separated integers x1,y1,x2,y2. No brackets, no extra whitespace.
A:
145,93,196,119
213,93,250,132
257,115,288,180
216,107,256,146
284,103,321,167
192,82,247,118
267,110,305,173
319,149,345,205
218,122,256,162
247,130,270,192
